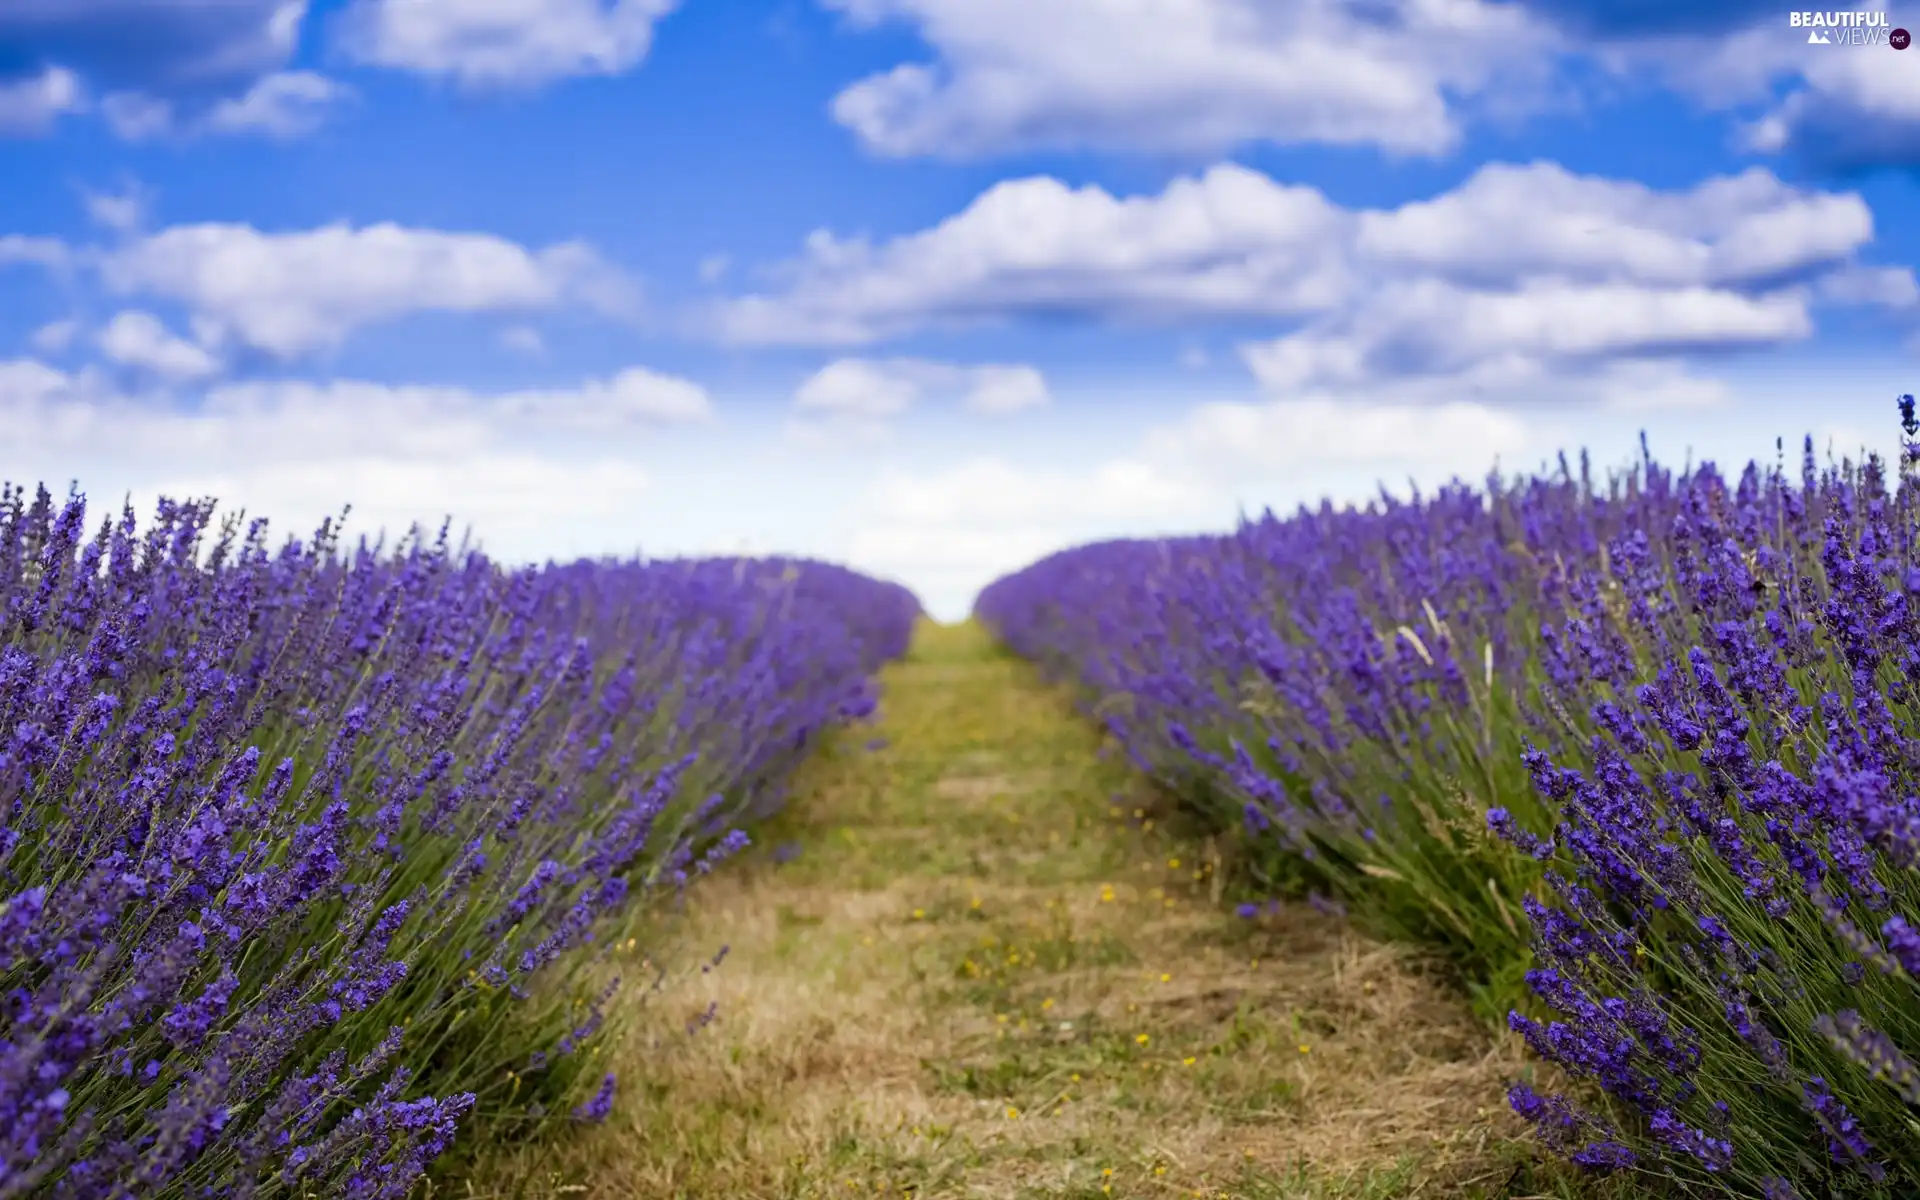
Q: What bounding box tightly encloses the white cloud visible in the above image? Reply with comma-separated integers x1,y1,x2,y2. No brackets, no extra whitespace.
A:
698,254,731,284
1351,162,1874,288
721,161,1879,347
1,361,710,458
0,359,81,407
28,320,80,354
205,71,352,138
719,165,1354,344
99,221,633,357
492,366,713,427
795,358,921,420
1241,280,1812,393
1818,423,1879,461
791,357,1050,443
1817,264,1920,310
842,391,1543,620
0,67,84,136
0,359,710,557
1565,5,1920,172
846,455,1213,619
1580,24,1807,113
100,72,351,141
823,0,1553,160
159,455,656,550
0,236,69,271
1143,396,1531,480
869,456,1196,527
726,159,1884,410
1231,161,1885,400
83,185,148,234
97,310,222,382
960,364,1048,414
1745,42,1920,169
336,0,679,88
199,370,712,445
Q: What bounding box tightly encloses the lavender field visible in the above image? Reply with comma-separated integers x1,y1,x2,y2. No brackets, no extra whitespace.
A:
13,405,1920,1200
976,400,1920,1199
15,0,1920,1195
0,488,917,1197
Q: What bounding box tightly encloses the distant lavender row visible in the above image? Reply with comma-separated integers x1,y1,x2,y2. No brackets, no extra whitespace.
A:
977,404,1920,1197
0,486,918,1199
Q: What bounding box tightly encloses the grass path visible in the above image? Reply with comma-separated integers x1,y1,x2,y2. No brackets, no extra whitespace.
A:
471,622,1574,1199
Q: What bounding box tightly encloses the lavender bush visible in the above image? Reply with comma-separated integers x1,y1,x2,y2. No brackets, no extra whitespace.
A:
0,485,918,1198
977,402,1920,1196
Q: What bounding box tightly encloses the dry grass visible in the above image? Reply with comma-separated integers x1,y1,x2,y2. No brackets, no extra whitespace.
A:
453,622,1593,1200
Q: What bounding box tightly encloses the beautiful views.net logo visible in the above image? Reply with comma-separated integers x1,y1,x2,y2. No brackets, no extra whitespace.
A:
1789,10,1911,47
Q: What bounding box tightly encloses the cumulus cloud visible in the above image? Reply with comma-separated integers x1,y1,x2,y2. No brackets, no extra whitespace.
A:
97,221,634,358
790,356,1049,442
823,0,1551,160
1240,280,1809,397
1350,162,1875,288
335,0,679,88
723,159,1889,405
0,358,709,557
1235,162,1882,398
0,66,82,135
816,0,1920,174
719,165,1353,344
818,0,1920,174
96,310,222,382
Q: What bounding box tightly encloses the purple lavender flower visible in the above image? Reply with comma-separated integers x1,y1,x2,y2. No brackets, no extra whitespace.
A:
572,1073,616,1124
1800,1076,1885,1181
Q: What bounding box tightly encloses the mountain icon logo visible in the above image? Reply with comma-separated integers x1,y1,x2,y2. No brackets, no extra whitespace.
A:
1808,28,1831,42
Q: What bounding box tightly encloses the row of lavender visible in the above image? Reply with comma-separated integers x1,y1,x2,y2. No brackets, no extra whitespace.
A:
0,485,919,1198
976,405,1920,1198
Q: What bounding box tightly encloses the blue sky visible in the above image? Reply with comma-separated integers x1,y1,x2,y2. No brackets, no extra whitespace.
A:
3,0,1919,619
